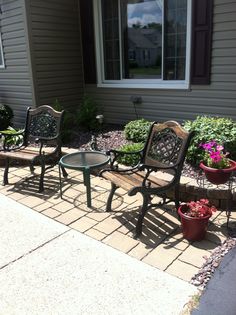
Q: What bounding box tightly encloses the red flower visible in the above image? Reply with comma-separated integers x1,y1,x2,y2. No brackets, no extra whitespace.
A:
183,199,217,218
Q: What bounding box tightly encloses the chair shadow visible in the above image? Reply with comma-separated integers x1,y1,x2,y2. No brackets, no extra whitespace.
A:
7,175,58,197
52,184,182,248
98,193,226,249
7,171,80,201
109,200,182,248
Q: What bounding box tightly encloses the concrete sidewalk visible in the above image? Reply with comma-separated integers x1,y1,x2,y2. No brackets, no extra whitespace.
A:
0,193,197,315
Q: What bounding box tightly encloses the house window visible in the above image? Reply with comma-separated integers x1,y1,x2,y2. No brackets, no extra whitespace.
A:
0,32,4,68
93,0,191,88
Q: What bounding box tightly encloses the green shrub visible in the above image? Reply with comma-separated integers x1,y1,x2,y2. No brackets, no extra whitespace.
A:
183,116,236,165
0,104,14,130
116,142,144,166
124,119,151,142
76,95,99,131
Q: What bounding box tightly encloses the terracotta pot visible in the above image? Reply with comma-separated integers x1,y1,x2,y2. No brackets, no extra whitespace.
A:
178,205,211,241
199,160,236,185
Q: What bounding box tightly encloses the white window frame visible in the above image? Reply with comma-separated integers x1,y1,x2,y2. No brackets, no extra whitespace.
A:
0,32,5,69
93,0,192,89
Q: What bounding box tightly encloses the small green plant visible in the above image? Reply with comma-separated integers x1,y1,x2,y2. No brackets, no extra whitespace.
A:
0,104,14,130
124,119,151,142
52,99,62,112
76,95,99,131
1,127,24,147
183,116,236,166
116,142,144,166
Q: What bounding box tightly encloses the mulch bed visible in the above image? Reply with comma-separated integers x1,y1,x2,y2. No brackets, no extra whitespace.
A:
191,238,236,290
65,124,130,152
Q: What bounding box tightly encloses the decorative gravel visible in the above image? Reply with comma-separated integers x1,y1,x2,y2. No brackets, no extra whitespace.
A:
66,124,131,152
191,237,236,290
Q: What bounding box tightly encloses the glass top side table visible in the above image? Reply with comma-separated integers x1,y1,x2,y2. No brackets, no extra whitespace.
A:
59,151,110,208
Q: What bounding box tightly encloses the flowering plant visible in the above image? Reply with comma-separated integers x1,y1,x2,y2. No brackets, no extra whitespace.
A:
199,141,231,169
182,199,217,218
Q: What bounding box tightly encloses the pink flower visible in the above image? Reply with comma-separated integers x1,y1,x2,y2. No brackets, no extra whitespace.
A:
210,151,222,163
201,143,212,151
200,140,230,169
216,145,224,151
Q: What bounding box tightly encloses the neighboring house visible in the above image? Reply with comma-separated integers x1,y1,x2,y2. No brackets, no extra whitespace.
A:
0,0,235,127
128,28,161,69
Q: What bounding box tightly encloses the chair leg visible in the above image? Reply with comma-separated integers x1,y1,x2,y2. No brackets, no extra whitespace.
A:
29,163,35,174
135,195,149,238
106,182,117,212
39,160,45,192
61,166,68,178
175,185,180,209
3,158,9,185
175,185,181,220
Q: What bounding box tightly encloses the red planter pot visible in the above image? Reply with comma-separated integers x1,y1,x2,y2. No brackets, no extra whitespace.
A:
178,205,211,241
199,160,236,185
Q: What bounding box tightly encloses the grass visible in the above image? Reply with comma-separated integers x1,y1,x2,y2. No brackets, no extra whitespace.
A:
180,292,201,315
129,66,161,76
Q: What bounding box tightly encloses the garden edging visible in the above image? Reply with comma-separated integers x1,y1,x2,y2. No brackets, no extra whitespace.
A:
177,175,236,210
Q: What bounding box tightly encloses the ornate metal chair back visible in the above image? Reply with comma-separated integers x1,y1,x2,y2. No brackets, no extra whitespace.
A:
24,105,64,147
142,121,191,173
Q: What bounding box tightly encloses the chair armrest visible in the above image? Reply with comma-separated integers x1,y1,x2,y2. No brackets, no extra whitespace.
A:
106,148,144,155
35,134,59,144
35,134,60,155
140,162,180,172
106,148,144,169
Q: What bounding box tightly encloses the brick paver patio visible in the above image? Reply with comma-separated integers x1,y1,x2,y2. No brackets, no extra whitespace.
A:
0,153,234,283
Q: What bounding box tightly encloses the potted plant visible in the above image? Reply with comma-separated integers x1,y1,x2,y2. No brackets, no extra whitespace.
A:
199,141,236,185
178,199,217,241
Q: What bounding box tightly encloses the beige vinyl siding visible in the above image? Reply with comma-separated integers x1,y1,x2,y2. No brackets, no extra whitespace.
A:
28,0,84,110
0,0,34,127
85,0,236,125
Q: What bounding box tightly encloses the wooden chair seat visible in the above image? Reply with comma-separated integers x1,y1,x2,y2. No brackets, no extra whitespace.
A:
0,147,54,161
102,170,169,192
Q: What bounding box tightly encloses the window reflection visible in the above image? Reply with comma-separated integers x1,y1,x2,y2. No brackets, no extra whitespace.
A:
122,0,162,79
101,0,187,81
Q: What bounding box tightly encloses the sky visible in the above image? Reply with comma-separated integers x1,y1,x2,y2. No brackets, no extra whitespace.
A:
127,0,163,27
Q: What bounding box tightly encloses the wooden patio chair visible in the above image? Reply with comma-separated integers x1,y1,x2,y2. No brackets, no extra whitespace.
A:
0,105,66,192
100,121,194,238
